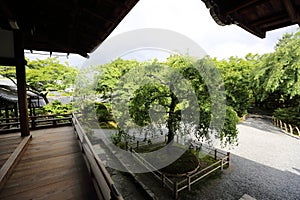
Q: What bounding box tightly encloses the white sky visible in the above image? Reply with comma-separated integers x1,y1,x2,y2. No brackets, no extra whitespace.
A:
26,0,298,67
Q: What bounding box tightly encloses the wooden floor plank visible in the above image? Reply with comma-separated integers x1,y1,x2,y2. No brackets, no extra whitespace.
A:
20,144,80,163
15,152,83,171
1,175,93,200
9,153,85,180
0,139,22,148
0,133,20,140
1,161,87,197
0,133,24,169
0,127,98,200
0,144,19,155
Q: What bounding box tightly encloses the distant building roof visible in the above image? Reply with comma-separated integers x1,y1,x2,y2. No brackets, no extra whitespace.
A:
0,85,18,103
0,81,46,108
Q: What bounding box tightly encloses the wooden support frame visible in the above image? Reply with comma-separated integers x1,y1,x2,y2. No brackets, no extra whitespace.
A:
14,31,30,137
220,0,264,15
283,0,300,24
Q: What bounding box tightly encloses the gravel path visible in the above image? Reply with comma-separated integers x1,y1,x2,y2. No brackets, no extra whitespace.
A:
179,115,300,200
90,115,300,200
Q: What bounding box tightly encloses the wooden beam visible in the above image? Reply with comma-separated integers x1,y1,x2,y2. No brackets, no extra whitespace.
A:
250,12,287,27
237,21,266,38
282,0,300,25
14,31,30,137
0,57,16,66
82,8,116,24
220,0,268,15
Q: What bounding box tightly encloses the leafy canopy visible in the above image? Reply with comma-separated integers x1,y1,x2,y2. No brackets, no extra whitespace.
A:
0,57,78,103
93,55,239,146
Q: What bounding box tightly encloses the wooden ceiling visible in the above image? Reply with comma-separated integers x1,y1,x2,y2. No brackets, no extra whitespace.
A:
202,0,300,38
1,0,298,58
0,0,139,57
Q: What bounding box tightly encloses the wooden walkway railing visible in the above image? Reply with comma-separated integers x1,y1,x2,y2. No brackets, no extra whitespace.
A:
72,113,123,200
128,140,230,199
0,114,72,133
273,117,300,139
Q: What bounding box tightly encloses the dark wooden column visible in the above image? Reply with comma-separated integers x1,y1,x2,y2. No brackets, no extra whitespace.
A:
14,103,18,118
5,105,9,123
14,31,30,136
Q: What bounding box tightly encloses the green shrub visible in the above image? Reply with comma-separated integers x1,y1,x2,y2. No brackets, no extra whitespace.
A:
161,149,199,174
42,100,73,114
273,107,300,127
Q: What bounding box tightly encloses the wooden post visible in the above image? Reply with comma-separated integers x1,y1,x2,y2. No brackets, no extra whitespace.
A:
221,158,224,171
161,174,165,187
14,31,30,137
53,117,57,126
288,124,293,135
227,152,230,166
28,98,33,116
173,181,178,199
214,149,217,160
5,105,9,123
31,116,36,129
125,141,128,151
295,127,300,137
279,120,283,129
187,176,191,191
14,103,18,118
284,123,288,133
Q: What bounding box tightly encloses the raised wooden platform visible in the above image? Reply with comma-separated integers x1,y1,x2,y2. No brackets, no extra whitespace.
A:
0,127,98,200
0,133,23,168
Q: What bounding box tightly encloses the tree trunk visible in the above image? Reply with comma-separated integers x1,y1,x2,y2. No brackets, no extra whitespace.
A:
166,86,180,144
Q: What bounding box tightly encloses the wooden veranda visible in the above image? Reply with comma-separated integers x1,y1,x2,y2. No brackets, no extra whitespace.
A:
0,115,124,200
0,127,98,199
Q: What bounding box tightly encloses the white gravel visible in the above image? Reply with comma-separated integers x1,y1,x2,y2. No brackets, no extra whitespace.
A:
180,116,300,200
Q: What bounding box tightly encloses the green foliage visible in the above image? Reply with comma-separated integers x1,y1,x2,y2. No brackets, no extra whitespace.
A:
273,107,300,127
111,133,122,145
95,58,140,99
26,58,78,102
42,100,73,114
94,55,239,146
248,30,300,127
213,54,259,116
95,102,113,122
161,149,199,174
95,102,117,129
129,82,173,126
219,106,239,146
0,57,78,103
0,66,16,82
250,31,300,111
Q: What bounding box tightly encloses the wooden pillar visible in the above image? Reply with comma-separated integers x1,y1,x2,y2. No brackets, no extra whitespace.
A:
14,31,30,137
214,149,217,160
14,103,18,118
28,98,33,116
5,105,9,123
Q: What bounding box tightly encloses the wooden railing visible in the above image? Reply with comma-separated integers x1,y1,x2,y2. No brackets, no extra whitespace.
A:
0,114,72,133
72,113,123,200
273,117,300,139
129,140,230,199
